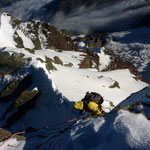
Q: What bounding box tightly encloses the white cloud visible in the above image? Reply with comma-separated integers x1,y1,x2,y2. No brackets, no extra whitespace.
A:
52,0,150,33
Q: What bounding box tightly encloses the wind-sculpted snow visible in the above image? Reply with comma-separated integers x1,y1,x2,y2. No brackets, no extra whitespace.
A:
38,87,150,150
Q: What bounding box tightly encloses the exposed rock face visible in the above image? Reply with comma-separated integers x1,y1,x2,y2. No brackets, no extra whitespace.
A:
73,33,102,48
78,48,144,81
14,90,40,107
0,67,41,128
0,74,32,101
1,13,77,51
45,56,57,72
0,51,25,76
109,81,120,89
116,102,150,120
79,49,100,70
54,56,63,65
103,49,145,81
0,128,26,141
5,90,40,127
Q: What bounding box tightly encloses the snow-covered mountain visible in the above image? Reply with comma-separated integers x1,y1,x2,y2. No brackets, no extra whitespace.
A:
0,13,150,150
104,27,150,84
0,13,77,51
1,0,150,33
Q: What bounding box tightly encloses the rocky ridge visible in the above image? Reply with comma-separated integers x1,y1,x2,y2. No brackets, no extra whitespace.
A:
1,13,78,51
0,12,149,149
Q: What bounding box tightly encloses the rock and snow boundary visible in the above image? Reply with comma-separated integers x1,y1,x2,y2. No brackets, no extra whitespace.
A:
0,13,150,150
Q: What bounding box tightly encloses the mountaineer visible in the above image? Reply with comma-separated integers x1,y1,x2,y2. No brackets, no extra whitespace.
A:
74,92,104,116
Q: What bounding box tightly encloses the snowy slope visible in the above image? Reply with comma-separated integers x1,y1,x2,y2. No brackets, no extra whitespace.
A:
0,46,148,150
0,14,16,48
0,13,34,49
0,12,150,150
45,100,150,150
104,27,150,83
1,47,147,107
1,84,150,150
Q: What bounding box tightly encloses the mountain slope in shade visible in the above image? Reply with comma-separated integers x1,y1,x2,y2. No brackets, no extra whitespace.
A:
0,13,149,150
38,87,150,150
104,27,150,83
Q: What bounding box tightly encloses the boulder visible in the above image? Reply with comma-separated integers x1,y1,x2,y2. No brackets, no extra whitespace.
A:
14,90,40,108
109,81,120,89
36,58,44,63
64,63,73,67
54,56,63,65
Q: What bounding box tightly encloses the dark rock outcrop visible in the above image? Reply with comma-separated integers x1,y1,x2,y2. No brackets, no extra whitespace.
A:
79,49,100,70
5,90,40,127
86,34,102,48
14,90,40,107
109,81,120,89
102,49,145,81
2,13,77,51
0,128,26,141
45,56,57,72
78,47,145,81
0,51,25,76
64,63,73,67
0,74,32,101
